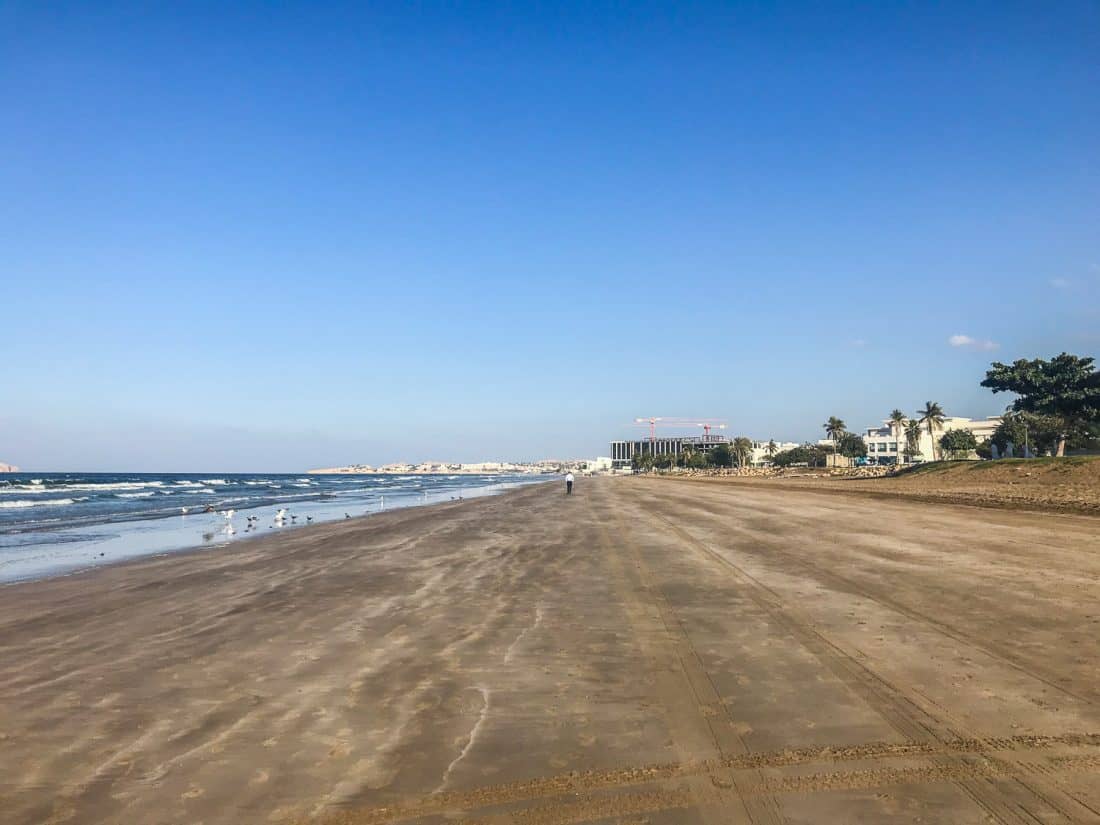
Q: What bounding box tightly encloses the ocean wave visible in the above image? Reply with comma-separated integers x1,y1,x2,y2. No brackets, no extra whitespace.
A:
116,492,156,498
173,481,205,487
200,479,228,485
0,498,78,509
50,481,164,492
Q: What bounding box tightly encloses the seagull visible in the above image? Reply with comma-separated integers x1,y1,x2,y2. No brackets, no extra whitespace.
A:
180,507,190,515
275,508,287,520
306,516,313,523
221,509,236,521
345,513,351,519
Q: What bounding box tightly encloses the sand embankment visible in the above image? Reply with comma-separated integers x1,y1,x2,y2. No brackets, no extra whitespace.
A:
673,456,1100,515
3,477,1100,823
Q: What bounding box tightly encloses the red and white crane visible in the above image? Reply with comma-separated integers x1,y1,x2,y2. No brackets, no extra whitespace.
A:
632,417,728,449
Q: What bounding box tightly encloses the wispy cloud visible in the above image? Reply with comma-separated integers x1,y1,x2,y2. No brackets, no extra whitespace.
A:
1050,277,1071,289
850,338,867,348
948,334,999,351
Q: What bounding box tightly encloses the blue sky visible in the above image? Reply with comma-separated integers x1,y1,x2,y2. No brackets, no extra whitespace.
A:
2,1,1098,471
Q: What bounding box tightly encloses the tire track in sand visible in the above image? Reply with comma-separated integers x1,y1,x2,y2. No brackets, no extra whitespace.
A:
647,482,1095,706
636,496,1098,824
304,734,1100,824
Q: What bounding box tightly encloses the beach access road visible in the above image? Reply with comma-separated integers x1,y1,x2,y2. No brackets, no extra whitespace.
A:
3,477,1100,824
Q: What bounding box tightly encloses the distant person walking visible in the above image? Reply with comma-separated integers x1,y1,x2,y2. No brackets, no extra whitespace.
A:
565,472,575,495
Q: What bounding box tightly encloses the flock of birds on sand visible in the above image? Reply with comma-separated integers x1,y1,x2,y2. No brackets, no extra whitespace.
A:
178,505,318,535
178,491,466,537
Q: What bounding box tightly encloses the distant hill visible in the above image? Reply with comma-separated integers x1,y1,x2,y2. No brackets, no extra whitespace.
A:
0,461,18,473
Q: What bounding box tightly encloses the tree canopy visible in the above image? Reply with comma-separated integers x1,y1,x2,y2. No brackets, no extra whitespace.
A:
836,432,867,458
981,354,1100,455
709,444,733,468
771,444,829,468
731,437,754,467
939,428,978,459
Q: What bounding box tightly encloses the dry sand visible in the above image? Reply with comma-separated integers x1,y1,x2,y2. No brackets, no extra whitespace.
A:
691,457,1100,516
2,477,1100,824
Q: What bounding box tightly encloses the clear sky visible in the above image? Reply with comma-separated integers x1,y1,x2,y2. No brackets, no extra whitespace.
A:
3,1,1098,471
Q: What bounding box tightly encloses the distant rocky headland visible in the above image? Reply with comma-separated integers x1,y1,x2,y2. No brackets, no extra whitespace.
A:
0,461,19,473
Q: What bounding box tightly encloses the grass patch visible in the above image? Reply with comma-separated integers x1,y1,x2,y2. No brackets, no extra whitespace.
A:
893,456,1099,477
967,456,1098,470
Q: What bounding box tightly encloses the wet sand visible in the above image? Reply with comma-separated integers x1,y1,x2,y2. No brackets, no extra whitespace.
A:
3,477,1100,824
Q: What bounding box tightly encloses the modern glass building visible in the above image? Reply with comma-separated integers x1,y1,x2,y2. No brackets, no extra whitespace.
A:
609,435,730,469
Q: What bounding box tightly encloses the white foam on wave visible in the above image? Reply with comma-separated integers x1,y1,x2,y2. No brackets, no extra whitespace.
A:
200,479,229,485
0,498,78,509
34,481,166,492
117,491,155,498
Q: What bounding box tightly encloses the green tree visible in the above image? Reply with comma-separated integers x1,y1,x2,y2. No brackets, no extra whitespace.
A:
772,444,829,468
765,439,779,460
981,354,1100,456
975,439,994,460
653,452,675,470
991,411,1064,457
709,444,733,468
631,451,654,472
836,432,868,458
904,418,923,462
888,409,907,465
823,416,846,458
939,429,978,460
732,437,754,468
687,450,709,469
918,401,946,461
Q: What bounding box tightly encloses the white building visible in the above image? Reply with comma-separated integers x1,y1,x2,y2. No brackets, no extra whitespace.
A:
862,415,1001,464
750,440,800,466
581,457,613,475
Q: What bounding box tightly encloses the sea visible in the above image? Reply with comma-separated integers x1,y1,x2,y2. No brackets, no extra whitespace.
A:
0,472,547,584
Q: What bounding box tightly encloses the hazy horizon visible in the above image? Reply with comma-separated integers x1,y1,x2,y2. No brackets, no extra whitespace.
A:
4,2,1098,472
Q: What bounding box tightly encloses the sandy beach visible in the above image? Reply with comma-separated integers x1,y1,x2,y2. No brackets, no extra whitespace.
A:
3,477,1100,824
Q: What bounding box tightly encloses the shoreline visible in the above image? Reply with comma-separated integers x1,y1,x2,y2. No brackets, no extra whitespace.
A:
0,475,550,586
0,488,495,598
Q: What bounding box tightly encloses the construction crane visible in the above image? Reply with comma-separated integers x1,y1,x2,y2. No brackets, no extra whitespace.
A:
633,417,728,449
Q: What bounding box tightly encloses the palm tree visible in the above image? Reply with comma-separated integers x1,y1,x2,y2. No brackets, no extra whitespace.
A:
732,437,754,468
823,416,846,460
904,418,923,461
918,401,946,461
765,439,778,462
888,409,907,466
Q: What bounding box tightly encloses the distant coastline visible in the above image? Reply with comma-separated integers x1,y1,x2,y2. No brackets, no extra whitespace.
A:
308,461,571,475
0,462,19,473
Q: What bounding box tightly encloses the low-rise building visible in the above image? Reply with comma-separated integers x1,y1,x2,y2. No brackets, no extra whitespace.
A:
749,440,800,467
580,457,613,475
861,415,1001,465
